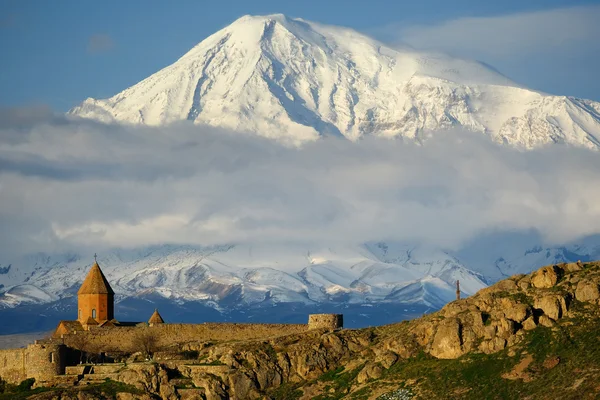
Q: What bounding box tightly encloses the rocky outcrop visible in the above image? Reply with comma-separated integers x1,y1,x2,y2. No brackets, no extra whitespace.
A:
16,261,600,400
531,265,561,288
575,280,600,302
405,261,600,360
184,261,600,397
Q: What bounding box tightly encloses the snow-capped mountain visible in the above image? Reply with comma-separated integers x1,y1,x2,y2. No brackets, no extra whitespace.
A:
0,243,486,310
70,14,600,149
3,237,599,313
2,237,599,334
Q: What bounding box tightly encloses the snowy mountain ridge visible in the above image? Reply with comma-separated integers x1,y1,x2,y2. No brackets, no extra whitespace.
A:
0,243,486,311
69,14,600,149
2,238,600,313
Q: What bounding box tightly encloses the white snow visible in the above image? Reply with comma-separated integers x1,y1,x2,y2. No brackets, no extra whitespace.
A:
2,237,599,310
69,14,600,150
0,242,487,309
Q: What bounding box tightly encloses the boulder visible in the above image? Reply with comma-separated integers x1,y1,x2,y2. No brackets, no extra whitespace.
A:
563,262,583,273
518,280,531,291
375,351,398,369
538,315,554,327
499,298,529,322
575,281,600,302
429,318,464,359
534,295,568,321
543,356,560,369
531,265,561,288
356,362,383,384
479,337,506,354
522,317,536,331
495,318,516,340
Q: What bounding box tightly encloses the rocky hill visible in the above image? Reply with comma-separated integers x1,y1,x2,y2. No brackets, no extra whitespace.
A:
3,260,600,399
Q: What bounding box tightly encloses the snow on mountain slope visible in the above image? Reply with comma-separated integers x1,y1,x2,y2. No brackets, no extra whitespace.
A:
0,285,53,308
69,14,600,149
0,243,487,310
3,237,600,312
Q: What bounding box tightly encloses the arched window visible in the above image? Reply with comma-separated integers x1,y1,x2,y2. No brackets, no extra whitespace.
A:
78,309,81,319
49,352,54,363
92,309,96,319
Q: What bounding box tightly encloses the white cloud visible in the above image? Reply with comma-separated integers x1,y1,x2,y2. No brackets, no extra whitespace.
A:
373,5,600,99
394,5,600,58
1,109,600,259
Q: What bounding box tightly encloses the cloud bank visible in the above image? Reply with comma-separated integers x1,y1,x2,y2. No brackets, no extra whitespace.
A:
397,6,600,57
375,5,600,100
1,108,600,259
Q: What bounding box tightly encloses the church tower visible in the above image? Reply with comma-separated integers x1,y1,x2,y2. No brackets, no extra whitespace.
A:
77,256,114,323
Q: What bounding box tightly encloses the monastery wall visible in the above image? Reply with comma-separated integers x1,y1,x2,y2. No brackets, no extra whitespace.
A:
0,348,26,384
0,343,65,384
60,322,309,353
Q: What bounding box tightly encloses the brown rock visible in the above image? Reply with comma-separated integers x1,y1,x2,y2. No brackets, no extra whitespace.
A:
116,394,155,400
531,265,561,288
518,280,531,291
499,298,529,322
522,317,536,331
356,362,383,384
534,295,568,320
228,371,259,399
543,356,560,369
442,301,469,318
564,262,582,273
538,315,554,327
479,337,506,354
429,318,464,359
575,281,600,302
502,355,533,382
376,351,398,369
495,318,515,339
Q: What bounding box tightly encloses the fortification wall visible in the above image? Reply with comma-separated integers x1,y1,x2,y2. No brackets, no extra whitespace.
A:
59,323,309,352
0,348,26,384
308,314,343,330
25,343,66,381
0,343,66,384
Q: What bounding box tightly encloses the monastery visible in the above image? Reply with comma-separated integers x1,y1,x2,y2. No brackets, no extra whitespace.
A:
0,258,343,386
55,257,159,336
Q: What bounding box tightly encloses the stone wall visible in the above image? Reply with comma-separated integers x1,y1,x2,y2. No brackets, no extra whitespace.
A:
308,314,343,330
25,343,66,382
0,348,26,384
59,322,309,353
0,343,65,384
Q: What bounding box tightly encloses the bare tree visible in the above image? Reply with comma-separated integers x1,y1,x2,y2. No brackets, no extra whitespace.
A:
131,328,160,359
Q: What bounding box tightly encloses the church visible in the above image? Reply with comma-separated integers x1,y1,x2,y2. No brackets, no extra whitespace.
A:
54,257,164,335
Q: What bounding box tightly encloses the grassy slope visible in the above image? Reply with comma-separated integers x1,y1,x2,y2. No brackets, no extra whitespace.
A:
345,302,600,399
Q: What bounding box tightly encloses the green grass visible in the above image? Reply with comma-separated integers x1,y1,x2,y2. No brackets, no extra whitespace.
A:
312,364,366,400
376,315,600,399
268,381,303,400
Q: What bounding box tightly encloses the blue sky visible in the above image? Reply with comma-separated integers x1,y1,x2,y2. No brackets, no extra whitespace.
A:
1,0,599,110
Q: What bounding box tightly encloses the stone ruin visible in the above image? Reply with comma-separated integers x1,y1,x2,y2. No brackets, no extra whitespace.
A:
308,313,344,330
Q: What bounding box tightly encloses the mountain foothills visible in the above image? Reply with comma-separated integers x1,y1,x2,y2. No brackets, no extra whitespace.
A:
70,14,600,149
2,261,600,399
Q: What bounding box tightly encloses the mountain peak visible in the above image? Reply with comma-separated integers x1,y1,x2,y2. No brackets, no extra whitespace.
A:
69,16,600,150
